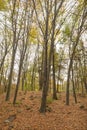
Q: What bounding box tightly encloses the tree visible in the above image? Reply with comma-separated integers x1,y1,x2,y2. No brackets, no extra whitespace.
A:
66,0,87,105
6,0,27,101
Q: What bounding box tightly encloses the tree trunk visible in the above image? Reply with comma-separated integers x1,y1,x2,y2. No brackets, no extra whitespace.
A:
5,49,16,101
52,48,57,100
66,58,73,105
72,66,77,103
39,0,49,113
13,58,22,104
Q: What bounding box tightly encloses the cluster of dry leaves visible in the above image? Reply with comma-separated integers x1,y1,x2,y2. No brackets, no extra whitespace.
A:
0,91,87,130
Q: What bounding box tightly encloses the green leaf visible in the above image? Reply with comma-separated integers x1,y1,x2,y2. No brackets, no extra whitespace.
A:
0,0,7,11
64,25,71,37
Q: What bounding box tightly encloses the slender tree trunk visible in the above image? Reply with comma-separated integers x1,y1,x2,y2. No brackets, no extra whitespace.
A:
66,58,73,105
22,73,25,91
57,64,61,93
39,49,44,90
31,66,35,91
72,66,77,103
5,48,16,101
13,59,22,104
52,48,57,100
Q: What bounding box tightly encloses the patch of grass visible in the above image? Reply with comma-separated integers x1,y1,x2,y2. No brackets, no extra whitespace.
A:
47,97,53,104
15,101,22,106
57,93,61,99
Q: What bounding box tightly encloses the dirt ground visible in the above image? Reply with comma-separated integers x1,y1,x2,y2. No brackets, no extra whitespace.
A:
0,91,87,130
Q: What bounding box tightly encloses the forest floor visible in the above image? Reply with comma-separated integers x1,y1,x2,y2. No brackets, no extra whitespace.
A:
0,91,87,130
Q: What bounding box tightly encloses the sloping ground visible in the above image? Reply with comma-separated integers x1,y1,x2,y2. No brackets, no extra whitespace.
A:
0,91,87,130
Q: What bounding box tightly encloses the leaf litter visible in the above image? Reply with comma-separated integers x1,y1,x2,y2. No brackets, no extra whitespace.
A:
0,91,87,130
